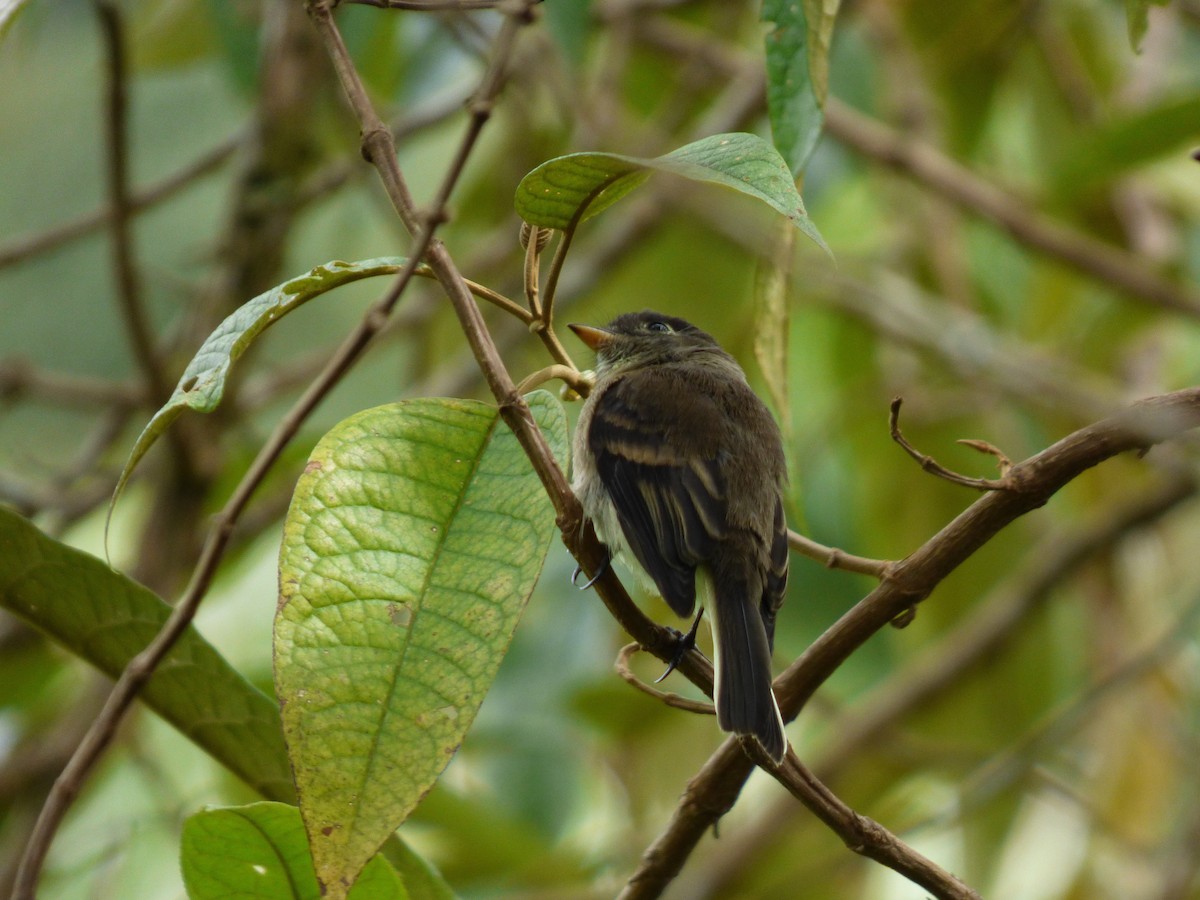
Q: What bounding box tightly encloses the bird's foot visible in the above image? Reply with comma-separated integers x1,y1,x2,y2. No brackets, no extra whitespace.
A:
655,610,705,683
571,550,610,590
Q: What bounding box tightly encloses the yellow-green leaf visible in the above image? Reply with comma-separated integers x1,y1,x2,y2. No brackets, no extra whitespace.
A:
274,392,569,896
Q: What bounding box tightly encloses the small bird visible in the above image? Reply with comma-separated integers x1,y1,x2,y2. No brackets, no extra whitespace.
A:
569,311,789,763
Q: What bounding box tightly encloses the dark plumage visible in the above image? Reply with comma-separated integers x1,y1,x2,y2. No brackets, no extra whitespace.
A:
570,311,789,762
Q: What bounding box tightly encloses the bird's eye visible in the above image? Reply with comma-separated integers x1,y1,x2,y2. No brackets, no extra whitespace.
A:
646,321,671,333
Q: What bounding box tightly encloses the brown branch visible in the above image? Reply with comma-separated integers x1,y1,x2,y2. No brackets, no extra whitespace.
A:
623,388,1200,896
94,0,172,409
890,397,1012,491
0,359,143,408
773,752,982,900
630,16,1200,320
695,476,1196,894
787,529,892,578
10,4,535,895
823,98,1200,320
345,0,507,7
615,643,716,716
0,137,239,272
11,255,444,900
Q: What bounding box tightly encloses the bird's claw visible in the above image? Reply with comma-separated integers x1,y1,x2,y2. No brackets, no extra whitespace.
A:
571,551,610,590
655,611,705,683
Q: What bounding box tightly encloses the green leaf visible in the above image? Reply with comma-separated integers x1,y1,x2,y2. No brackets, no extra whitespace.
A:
274,392,569,896
762,0,841,175
110,257,411,525
1048,93,1200,202
514,132,830,255
181,802,407,900
1124,0,1168,52
0,506,294,803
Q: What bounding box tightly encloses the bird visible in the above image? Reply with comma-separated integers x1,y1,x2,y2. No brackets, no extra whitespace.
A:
569,310,789,763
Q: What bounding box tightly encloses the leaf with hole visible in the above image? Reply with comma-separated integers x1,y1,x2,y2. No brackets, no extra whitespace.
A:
274,391,569,896
109,257,412,527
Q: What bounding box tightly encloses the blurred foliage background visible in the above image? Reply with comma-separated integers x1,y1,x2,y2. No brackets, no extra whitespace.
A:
2,0,1200,897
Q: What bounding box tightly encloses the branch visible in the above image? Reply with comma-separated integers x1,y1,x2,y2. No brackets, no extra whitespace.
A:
10,256,443,900
94,0,173,408
10,3,530,894
787,529,892,578
890,397,1011,491
630,16,1200,320
693,476,1196,894
623,388,1200,895
0,359,143,408
345,0,508,7
823,98,1200,320
615,643,715,716
0,138,239,272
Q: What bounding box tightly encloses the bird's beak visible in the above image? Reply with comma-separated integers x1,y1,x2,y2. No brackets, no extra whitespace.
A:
568,323,614,351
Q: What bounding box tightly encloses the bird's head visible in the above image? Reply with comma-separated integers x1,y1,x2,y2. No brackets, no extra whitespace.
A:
568,311,722,376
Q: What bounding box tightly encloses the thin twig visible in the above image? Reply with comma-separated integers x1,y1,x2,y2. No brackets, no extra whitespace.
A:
0,359,143,408
514,363,590,395
94,0,173,409
521,222,548,318
615,644,715,716
0,137,240,272
787,529,892,578
774,752,982,899
345,0,507,8
890,397,1012,491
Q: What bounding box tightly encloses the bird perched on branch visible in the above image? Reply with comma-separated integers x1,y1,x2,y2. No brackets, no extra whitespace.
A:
569,311,789,763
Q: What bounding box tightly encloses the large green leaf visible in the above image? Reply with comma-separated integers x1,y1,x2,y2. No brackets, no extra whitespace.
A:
110,257,411,521
762,0,840,175
514,132,829,254
0,506,294,802
274,392,569,896
181,802,407,900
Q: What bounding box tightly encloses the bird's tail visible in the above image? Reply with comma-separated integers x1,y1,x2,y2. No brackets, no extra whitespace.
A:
703,570,787,763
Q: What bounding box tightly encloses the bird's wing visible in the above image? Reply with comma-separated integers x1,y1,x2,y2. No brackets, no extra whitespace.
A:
761,494,789,649
588,368,727,618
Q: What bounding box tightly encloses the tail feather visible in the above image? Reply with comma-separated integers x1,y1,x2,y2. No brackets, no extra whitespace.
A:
706,572,787,763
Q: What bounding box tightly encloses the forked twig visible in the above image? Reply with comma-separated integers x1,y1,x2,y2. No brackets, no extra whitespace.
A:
615,643,716,716
889,397,1012,491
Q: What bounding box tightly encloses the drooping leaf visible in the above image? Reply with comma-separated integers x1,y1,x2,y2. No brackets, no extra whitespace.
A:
762,0,841,175
110,257,411,524
181,802,407,900
514,132,829,254
274,392,569,896
0,506,294,802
